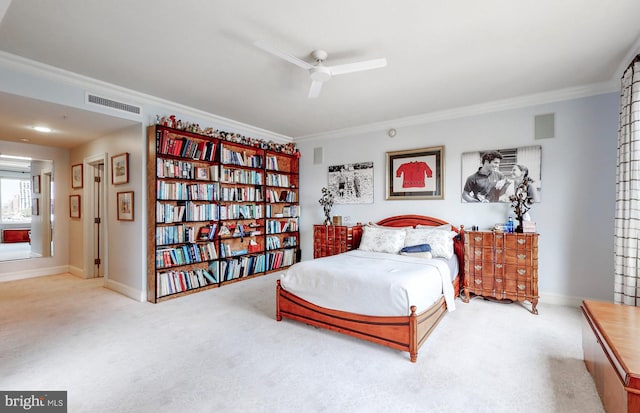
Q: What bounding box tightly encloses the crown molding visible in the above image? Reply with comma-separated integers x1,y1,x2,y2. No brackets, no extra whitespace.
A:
615,35,640,78
0,51,292,143
294,80,618,142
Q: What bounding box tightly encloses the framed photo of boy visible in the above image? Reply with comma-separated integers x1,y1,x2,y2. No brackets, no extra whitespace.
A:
117,191,134,221
32,175,41,193
386,146,444,200
461,145,541,203
71,164,83,189
69,195,81,218
111,153,129,185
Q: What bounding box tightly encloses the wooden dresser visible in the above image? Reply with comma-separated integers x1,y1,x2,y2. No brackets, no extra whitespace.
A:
313,224,362,259
581,300,640,413
464,231,539,314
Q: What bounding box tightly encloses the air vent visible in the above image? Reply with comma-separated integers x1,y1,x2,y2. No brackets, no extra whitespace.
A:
86,93,141,115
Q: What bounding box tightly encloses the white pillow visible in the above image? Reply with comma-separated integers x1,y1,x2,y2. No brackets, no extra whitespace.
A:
358,225,406,254
404,228,456,259
400,251,433,259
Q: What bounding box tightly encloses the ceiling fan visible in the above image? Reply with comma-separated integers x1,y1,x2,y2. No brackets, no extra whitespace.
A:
254,41,387,98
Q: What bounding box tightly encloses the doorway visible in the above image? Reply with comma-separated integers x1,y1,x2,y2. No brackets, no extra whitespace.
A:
83,154,107,279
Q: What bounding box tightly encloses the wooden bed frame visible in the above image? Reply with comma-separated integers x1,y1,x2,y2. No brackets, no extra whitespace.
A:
276,214,465,362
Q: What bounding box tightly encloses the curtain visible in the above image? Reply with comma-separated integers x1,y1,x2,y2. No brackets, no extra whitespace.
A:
614,55,640,306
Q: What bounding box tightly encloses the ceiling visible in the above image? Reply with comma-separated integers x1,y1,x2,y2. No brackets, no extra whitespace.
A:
0,0,639,147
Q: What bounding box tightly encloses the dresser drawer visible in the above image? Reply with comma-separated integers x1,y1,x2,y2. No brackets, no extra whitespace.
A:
464,231,539,314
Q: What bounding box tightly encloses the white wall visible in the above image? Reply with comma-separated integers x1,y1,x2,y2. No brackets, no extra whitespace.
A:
296,93,618,304
68,124,144,299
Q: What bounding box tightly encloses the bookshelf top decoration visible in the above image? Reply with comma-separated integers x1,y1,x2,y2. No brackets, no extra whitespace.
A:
155,115,300,157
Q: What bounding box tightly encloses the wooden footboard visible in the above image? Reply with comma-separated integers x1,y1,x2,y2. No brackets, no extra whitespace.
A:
276,279,448,362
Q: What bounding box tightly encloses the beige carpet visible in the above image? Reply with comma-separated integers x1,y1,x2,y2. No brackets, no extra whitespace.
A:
0,273,604,413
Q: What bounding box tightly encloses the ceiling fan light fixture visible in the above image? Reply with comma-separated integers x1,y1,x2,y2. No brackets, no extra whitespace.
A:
309,66,331,82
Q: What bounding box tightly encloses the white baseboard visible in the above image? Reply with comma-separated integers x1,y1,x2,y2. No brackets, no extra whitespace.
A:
539,292,586,308
68,265,84,278
0,265,70,282
104,278,145,302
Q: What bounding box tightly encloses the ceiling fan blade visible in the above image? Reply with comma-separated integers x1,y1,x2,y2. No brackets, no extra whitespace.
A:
329,58,387,76
254,41,314,70
308,80,323,98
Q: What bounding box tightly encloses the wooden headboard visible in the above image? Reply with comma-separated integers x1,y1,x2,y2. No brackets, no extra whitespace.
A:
376,214,461,232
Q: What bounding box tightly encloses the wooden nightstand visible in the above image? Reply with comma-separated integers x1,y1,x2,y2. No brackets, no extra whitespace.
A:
464,231,539,314
313,224,362,258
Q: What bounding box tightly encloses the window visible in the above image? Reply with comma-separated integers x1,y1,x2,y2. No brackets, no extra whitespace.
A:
0,178,32,223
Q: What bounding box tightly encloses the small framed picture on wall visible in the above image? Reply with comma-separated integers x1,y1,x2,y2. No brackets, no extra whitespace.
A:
32,198,39,216
71,164,83,189
69,195,81,218
111,153,129,185
32,175,41,194
117,191,134,221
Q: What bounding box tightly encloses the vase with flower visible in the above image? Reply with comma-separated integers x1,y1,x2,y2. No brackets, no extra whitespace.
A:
318,187,335,225
509,177,534,232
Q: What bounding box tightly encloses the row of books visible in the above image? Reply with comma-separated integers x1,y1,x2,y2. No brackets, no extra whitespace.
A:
197,223,217,241
265,173,291,188
220,147,263,168
265,189,296,203
158,130,217,161
265,156,280,171
219,186,263,202
156,224,198,246
265,235,297,250
156,267,218,297
265,205,299,218
156,242,218,269
220,167,263,185
266,218,299,234
157,158,194,179
265,249,296,271
220,254,266,281
157,181,218,201
219,204,263,220
265,156,295,172
156,201,219,223
282,236,297,248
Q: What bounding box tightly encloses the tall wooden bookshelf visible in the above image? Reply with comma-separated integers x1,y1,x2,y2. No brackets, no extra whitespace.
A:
147,125,300,303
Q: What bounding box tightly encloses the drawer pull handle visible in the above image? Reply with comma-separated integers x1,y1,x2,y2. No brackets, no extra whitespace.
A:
496,264,503,268
475,279,482,284
475,265,482,271
518,284,525,290
518,269,526,275
517,254,526,259
496,249,503,254
495,278,502,283
518,239,526,245
475,250,482,256
474,236,482,242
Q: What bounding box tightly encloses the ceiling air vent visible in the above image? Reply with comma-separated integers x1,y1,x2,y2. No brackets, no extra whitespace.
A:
86,93,141,116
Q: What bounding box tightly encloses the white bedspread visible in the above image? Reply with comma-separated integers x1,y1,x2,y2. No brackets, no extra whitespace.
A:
280,250,456,317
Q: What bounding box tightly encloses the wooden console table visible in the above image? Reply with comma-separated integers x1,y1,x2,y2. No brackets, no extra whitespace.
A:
581,300,640,412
